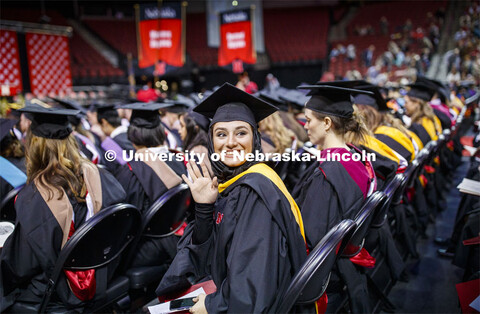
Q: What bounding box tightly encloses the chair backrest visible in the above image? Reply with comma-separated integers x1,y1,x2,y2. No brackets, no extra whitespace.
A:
275,219,356,313
141,183,192,237
371,174,404,227
39,203,141,313
342,191,387,257
0,185,23,222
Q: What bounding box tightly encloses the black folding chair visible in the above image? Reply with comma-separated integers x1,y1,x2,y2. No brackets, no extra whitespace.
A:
371,174,404,228
342,191,388,257
0,185,23,222
38,203,141,313
125,184,192,290
274,219,356,313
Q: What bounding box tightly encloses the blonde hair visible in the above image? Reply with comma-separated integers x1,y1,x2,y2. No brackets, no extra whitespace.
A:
381,113,412,137
409,98,436,124
258,112,296,153
356,104,383,131
313,105,370,146
25,131,88,202
356,104,412,138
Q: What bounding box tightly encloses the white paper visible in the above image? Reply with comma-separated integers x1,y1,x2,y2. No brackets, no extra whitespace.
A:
463,145,478,156
148,287,206,314
469,295,480,311
0,222,15,247
457,178,480,196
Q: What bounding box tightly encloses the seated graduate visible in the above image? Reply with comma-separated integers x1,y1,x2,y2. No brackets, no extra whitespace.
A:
178,109,212,174
0,105,126,312
114,102,187,267
403,82,443,147
415,76,454,130
292,85,377,247
258,111,297,154
155,83,310,313
0,118,26,200
291,85,377,313
55,98,101,164
160,98,191,151
88,103,135,172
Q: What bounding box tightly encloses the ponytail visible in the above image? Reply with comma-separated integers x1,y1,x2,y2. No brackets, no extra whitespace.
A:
311,105,370,146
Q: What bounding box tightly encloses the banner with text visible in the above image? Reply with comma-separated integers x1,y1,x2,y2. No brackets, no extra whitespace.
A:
137,2,184,71
218,8,256,67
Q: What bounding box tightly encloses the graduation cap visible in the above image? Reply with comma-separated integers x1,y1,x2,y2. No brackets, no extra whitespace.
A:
256,88,289,111
0,118,18,143
120,102,165,129
92,103,119,121
278,89,310,109
297,85,374,119
415,76,449,103
193,82,278,128
162,94,196,113
186,109,210,132
313,80,387,111
49,98,87,126
406,82,435,102
18,104,79,139
315,79,371,89
352,86,389,111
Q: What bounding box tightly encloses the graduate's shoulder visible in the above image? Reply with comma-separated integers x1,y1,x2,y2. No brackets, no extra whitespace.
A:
15,183,60,234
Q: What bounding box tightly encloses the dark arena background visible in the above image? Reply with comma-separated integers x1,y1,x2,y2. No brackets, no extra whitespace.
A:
0,0,479,313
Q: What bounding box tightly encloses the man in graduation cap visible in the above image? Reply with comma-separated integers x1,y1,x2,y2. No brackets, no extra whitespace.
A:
156,83,312,313
89,103,135,172
160,95,195,150
291,84,377,313
115,102,187,268
1,105,126,312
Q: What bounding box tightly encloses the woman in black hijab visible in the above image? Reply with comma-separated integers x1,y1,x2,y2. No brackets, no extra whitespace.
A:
156,83,311,313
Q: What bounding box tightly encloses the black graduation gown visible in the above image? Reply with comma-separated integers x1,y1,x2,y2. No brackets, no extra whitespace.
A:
409,123,432,147
156,169,310,313
0,168,126,312
115,157,187,267
112,132,135,152
292,152,374,313
433,108,452,130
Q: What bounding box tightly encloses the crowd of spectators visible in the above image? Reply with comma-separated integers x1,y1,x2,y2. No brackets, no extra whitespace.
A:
445,1,480,88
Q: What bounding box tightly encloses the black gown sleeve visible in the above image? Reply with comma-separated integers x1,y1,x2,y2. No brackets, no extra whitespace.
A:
1,222,41,298
204,189,292,313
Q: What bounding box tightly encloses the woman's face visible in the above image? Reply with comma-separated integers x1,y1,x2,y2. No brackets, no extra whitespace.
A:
213,121,253,167
404,95,420,117
179,115,187,141
304,109,327,147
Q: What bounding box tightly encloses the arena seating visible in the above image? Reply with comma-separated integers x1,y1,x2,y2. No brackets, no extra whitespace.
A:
186,13,218,67
84,18,137,58
0,8,69,26
263,7,329,64
328,0,447,77
69,32,124,84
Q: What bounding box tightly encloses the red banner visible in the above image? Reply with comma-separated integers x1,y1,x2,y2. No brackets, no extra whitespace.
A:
218,9,256,67
26,33,72,96
0,30,23,96
137,3,184,69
